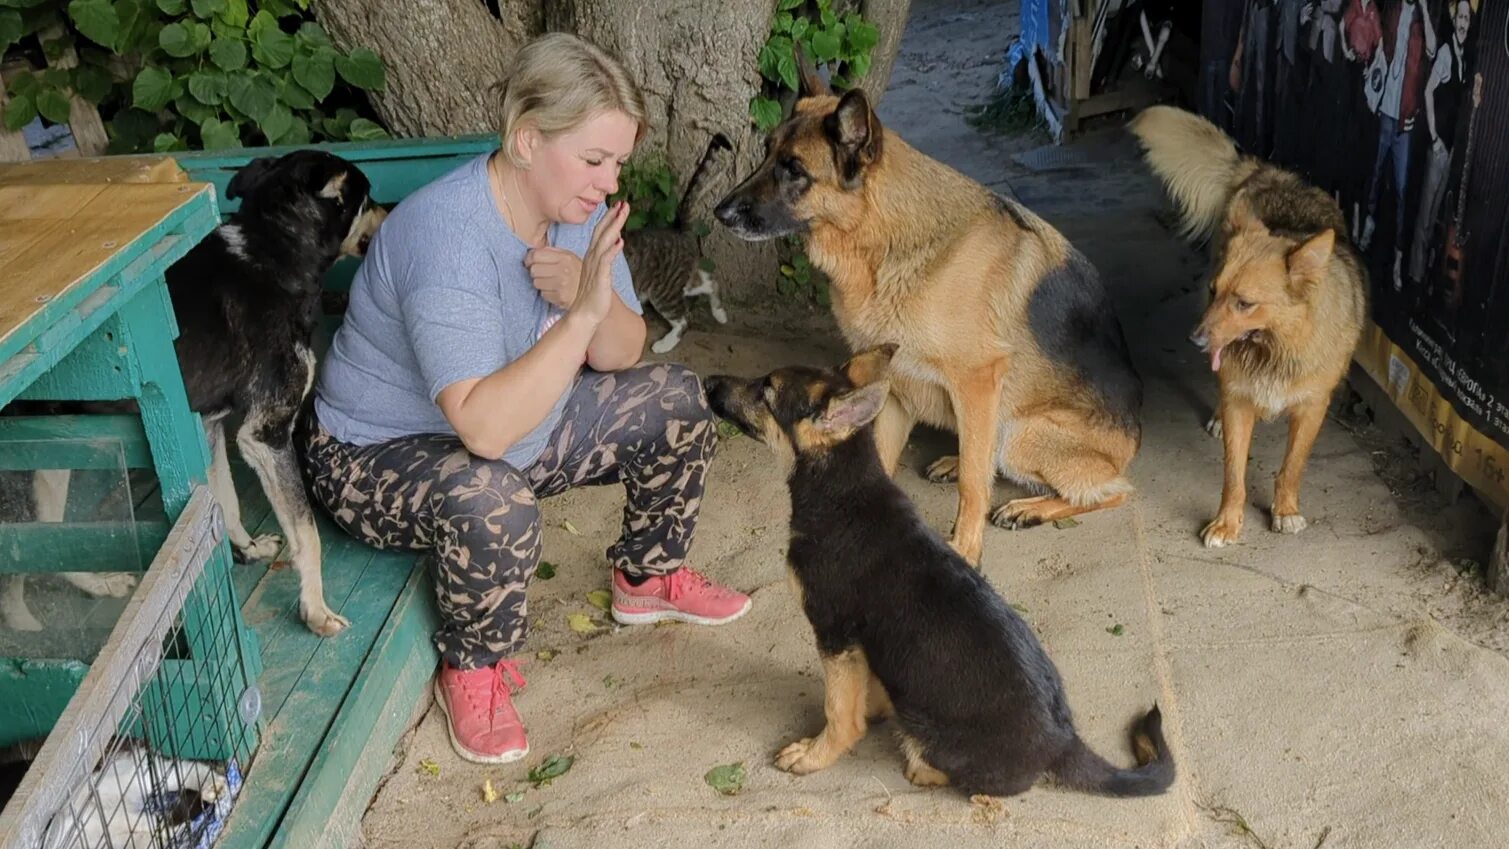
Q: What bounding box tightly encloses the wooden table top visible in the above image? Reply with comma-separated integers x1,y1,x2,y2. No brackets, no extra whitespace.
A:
0,157,212,354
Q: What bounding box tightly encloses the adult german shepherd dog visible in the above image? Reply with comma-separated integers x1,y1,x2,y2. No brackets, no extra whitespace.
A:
714,55,1142,566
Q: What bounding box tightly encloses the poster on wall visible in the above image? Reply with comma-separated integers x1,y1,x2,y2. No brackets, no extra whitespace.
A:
1199,0,1509,509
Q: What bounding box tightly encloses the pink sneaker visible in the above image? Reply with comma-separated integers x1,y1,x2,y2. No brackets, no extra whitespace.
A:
433,659,529,764
612,566,752,626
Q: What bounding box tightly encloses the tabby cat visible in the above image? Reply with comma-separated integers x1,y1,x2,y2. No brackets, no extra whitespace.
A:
625,134,734,354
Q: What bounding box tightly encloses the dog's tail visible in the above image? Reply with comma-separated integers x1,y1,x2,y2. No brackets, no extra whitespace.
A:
1127,105,1254,244
1052,704,1175,797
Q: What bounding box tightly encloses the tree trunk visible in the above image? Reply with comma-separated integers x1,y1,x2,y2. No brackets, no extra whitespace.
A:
312,0,540,138
856,0,913,105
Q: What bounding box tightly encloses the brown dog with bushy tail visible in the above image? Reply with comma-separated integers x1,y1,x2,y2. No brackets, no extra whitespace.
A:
1129,105,1367,548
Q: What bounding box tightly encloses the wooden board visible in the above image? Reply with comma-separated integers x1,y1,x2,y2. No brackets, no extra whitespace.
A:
0,174,211,355
0,156,185,188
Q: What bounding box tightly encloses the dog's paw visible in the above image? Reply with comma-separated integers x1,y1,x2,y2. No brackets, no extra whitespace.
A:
1200,515,1243,548
925,455,959,483
1204,415,1223,438
235,534,284,564
1271,512,1308,534
775,738,827,775
302,603,350,638
903,761,950,787
991,497,1051,530
65,572,138,599
200,772,229,803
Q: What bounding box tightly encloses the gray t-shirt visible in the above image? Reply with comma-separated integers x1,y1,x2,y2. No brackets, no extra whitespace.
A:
313,152,642,469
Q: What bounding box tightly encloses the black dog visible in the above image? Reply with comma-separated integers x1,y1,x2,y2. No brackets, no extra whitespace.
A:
705,344,1174,798
1,151,385,637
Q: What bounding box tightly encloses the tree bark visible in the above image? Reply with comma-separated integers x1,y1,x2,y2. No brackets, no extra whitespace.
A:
313,0,540,138
856,0,913,105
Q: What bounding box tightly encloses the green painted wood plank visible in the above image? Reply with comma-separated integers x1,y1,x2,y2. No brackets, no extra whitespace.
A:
0,659,89,748
173,134,497,216
274,558,436,849
0,519,166,573
0,415,153,470
217,540,412,849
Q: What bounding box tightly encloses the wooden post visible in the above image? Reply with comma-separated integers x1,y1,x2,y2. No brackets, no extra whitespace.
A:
0,60,32,163
37,23,109,157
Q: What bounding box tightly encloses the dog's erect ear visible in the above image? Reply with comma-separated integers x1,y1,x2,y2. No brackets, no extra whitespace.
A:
841,343,898,387
318,170,350,202
1286,228,1334,293
226,156,280,200
1224,193,1267,235
795,42,830,98
824,89,882,186
815,380,890,438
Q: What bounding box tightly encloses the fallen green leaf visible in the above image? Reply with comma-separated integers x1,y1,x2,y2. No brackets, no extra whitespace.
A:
504,791,526,804
1009,602,1029,614
629,741,643,750
416,758,440,777
586,589,612,611
1053,517,1081,529
716,419,743,439
529,754,574,787
536,561,557,580
603,674,618,689
536,649,558,662
567,613,599,635
705,762,746,796
1107,624,1125,636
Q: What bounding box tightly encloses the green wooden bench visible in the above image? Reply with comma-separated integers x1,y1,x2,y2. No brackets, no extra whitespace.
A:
178,133,500,849
1,134,500,849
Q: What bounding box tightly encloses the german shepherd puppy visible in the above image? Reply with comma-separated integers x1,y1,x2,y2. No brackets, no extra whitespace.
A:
714,56,1142,566
0,151,385,636
1128,106,1367,547
705,345,1174,798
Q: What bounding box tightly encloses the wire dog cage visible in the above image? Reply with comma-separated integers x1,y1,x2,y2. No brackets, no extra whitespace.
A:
0,487,261,849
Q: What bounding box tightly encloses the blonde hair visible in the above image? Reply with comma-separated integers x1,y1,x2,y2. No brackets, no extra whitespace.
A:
493,33,649,168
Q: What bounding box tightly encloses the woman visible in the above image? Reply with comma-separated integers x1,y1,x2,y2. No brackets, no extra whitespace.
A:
301,33,751,764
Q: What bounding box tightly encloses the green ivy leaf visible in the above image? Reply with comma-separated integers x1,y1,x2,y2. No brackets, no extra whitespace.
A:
259,101,292,142
250,20,294,68
152,131,184,152
789,16,809,42
67,0,119,49
846,53,870,79
226,71,274,122
0,10,22,55
347,117,387,140
846,16,879,53
698,256,716,273
156,0,187,14
114,0,152,52
159,22,193,56
186,70,226,104
291,49,333,100
72,65,111,103
37,88,72,124
277,75,314,109
809,29,841,62
215,0,246,27
279,113,310,145
777,0,803,9
8,71,39,97
3,93,36,132
209,37,246,70
190,0,224,18
335,47,384,91
773,10,793,33
258,0,298,17
174,92,218,124
132,65,174,111
199,115,240,149
294,20,329,50
750,96,782,131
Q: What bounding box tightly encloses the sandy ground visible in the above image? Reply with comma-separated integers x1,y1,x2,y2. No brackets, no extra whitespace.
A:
355,1,1509,847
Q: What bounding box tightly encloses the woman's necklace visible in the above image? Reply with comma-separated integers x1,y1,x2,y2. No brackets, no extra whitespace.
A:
489,153,547,248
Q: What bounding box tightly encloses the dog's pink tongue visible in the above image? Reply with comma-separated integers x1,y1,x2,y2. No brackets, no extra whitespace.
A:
1210,346,1224,372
